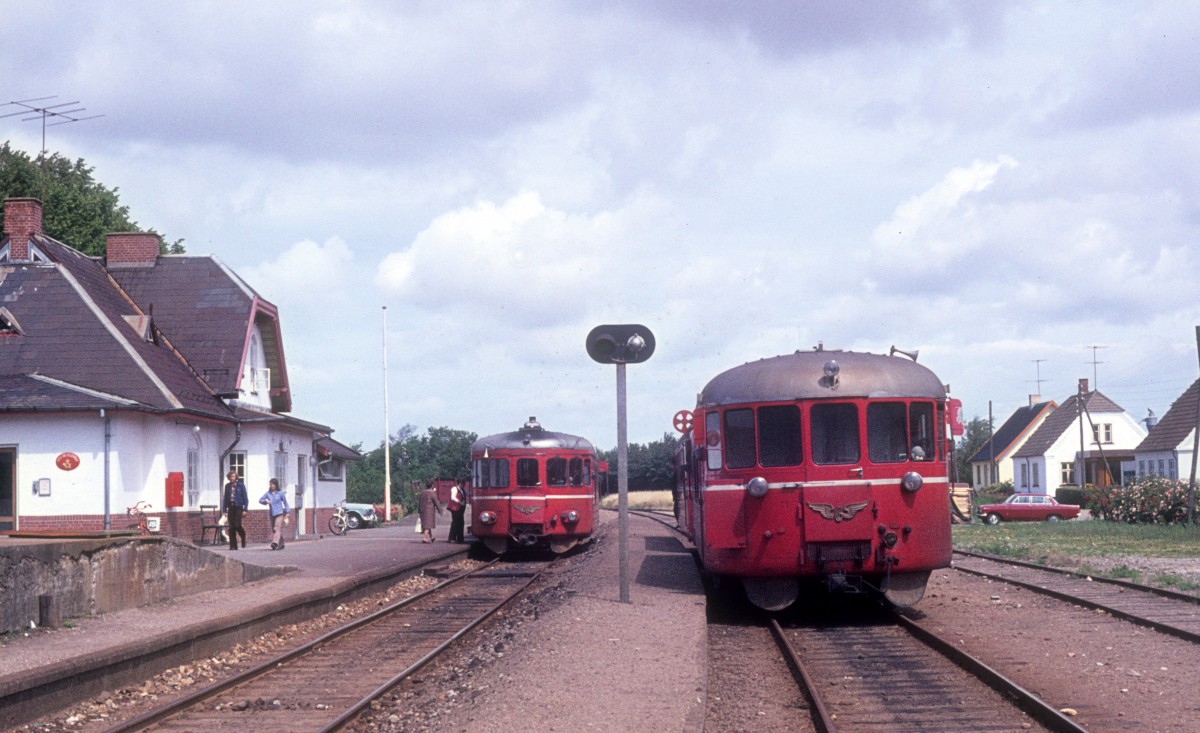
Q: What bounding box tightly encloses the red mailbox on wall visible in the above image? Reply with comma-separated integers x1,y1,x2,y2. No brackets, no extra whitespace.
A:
165,471,184,508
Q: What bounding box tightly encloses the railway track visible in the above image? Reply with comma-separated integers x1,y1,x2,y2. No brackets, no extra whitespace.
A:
99,558,554,732
953,550,1200,644
771,605,1088,733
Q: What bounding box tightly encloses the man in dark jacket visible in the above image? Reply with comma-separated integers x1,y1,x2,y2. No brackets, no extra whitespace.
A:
222,470,249,549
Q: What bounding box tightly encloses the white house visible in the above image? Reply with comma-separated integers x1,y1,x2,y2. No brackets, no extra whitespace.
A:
0,197,358,540
1131,378,1199,482
1010,378,1146,494
966,397,1057,489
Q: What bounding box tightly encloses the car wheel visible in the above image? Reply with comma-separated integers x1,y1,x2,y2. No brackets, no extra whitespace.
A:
346,513,363,530
985,513,1001,525
1046,515,1061,522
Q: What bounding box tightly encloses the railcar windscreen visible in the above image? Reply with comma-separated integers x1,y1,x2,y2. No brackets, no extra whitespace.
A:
758,404,802,467
517,458,540,487
548,457,568,486
811,403,860,465
724,408,756,468
909,402,935,460
867,402,908,463
569,457,584,485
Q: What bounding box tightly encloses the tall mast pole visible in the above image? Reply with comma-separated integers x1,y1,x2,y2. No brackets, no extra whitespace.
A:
383,306,392,522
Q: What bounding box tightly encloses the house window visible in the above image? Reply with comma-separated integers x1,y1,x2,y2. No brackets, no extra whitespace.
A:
1158,459,1165,476
1061,462,1075,485
297,455,307,504
1091,423,1113,444
1169,459,1176,480
317,460,343,481
1020,463,1028,488
1138,460,1145,478
227,452,246,482
274,450,288,487
186,446,200,507
1032,463,1040,488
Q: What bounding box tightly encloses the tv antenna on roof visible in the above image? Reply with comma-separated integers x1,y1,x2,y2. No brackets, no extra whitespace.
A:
1,96,104,198
2,96,104,157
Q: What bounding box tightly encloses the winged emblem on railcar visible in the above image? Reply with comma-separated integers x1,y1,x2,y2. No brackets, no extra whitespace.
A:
513,504,540,515
806,500,869,523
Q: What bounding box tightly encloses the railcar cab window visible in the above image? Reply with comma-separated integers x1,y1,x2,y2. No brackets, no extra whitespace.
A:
759,404,802,467
569,457,584,486
868,403,907,463
811,403,860,465
909,402,935,460
724,408,756,469
547,457,568,486
517,458,540,487
473,458,510,488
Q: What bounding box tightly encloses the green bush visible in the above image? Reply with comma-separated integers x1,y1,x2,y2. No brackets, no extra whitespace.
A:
1055,486,1084,506
1083,478,1190,524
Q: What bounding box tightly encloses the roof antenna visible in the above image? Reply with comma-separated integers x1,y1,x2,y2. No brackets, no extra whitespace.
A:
2,96,104,198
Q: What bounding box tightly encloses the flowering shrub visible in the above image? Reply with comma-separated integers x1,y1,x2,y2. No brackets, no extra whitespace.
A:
1083,478,1191,524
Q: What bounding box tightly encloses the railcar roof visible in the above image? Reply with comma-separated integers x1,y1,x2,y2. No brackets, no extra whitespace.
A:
697,350,946,407
472,421,596,453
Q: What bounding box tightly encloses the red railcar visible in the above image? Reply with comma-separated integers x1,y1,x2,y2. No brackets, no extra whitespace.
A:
470,417,601,555
674,347,952,609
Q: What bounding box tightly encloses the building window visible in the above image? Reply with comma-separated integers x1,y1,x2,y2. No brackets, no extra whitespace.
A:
297,455,308,504
1032,462,1040,488
227,452,246,482
1157,459,1165,476
1138,460,1145,478
1061,462,1075,485
1020,463,1028,488
187,446,200,507
1169,459,1177,480
274,450,288,487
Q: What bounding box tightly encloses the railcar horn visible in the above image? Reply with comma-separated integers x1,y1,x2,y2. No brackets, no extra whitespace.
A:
889,345,919,362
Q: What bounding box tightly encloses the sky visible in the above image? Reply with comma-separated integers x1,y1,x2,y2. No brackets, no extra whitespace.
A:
4,1,1200,451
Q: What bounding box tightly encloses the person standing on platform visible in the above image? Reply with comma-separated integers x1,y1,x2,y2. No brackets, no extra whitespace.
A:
418,481,443,543
446,481,466,543
260,478,290,550
222,470,249,550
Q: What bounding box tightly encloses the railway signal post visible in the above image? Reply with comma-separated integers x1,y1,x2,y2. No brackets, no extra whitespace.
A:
586,324,656,603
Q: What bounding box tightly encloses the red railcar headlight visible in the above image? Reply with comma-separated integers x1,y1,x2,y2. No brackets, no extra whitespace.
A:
561,510,579,523
746,477,768,498
901,472,923,492
479,511,497,524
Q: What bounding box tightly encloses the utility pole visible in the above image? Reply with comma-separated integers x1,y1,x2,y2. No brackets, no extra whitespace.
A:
383,306,392,523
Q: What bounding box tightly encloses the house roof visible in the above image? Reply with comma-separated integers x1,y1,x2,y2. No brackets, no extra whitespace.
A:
315,436,363,462
967,400,1056,464
109,256,292,412
1135,377,1200,452
1012,390,1126,458
0,374,138,411
0,238,232,420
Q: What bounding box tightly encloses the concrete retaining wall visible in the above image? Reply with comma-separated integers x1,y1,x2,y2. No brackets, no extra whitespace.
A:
0,536,283,635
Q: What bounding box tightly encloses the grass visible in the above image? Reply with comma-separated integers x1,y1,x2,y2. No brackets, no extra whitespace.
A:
599,490,673,511
954,520,1200,593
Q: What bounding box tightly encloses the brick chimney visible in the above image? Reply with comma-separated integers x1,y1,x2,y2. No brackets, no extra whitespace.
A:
106,232,161,268
1078,378,1089,394
3,198,44,261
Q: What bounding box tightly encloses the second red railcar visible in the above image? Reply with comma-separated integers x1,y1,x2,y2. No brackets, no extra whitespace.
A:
470,417,601,555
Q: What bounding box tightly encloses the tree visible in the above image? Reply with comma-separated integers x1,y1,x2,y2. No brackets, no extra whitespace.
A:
346,424,477,515
598,432,680,493
953,416,993,484
0,142,184,255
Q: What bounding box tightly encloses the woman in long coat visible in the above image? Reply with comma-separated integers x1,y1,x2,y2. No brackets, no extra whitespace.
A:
418,482,443,543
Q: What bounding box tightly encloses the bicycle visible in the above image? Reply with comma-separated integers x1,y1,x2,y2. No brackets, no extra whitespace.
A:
328,503,349,536
126,501,153,535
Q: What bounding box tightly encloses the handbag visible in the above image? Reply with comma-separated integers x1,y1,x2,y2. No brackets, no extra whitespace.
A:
415,518,423,533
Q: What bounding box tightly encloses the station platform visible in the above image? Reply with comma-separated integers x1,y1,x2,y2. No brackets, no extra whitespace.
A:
0,511,707,732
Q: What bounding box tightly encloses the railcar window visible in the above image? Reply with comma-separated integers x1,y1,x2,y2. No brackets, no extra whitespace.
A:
583,458,592,486
569,457,584,486
491,458,509,488
758,404,802,467
517,458,540,487
724,408,756,469
909,402,935,460
547,457,568,486
473,459,485,488
705,412,722,470
811,403,860,465
867,403,908,463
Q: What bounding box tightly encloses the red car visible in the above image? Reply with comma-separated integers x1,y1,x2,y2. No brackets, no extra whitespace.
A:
978,494,1080,524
